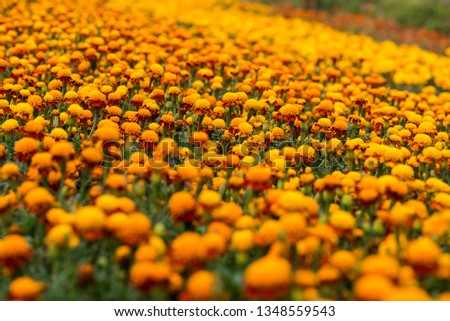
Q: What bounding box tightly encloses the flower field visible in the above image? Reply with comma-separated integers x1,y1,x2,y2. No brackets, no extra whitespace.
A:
1,0,450,301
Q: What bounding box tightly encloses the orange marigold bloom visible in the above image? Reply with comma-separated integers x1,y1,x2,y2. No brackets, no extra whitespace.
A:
244,256,291,300
0,234,33,269
87,90,106,108
8,277,45,301
354,275,393,300
170,232,206,268
184,270,220,300
50,141,75,160
44,224,80,249
245,166,272,191
74,206,106,241
405,237,441,274
24,187,55,214
130,261,171,291
81,147,103,166
115,213,152,245
168,191,197,223
14,137,40,162
149,63,164,78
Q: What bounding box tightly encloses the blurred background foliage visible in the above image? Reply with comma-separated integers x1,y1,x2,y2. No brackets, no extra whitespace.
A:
259,0,450,35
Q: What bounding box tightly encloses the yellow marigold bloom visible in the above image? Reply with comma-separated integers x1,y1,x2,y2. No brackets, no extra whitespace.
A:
0,99,9,109
130,261,171,291
66,104,84,118
244,256,291,300
24,187,55,214
1,119,19,132
212,118,226,130
237,121,253,137
44,224,79,249
244,99,262,112
149,63,164,78
391,164,414,180
212,202,242,224
8,277,45,301
95,194,119,213
87,90,106,108
198,190,221,210
430,193,450,211
222,92,238,106
405,237,441,273
168,191,197,223
421,146,442,162
270,127,285,140
193,98,211,115
50,141,75,159
1,163,20,180
14,137,40,161
140,130,159,144
317,118,332,129
329,210,356,230
94,126,120,141
74,206,106,241
413,133,432,148
279,103,300,121
273,191,318,216
185,271,220,300
231,229,254,252
50,128,68,140
11,103,33,119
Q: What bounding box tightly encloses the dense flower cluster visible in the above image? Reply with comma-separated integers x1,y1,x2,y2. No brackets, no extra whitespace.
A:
0,0,449,300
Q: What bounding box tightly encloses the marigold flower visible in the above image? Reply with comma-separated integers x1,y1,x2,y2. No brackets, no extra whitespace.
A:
130,261,171,291
405,237,441,273
168,191,197,223
149,63,164,78
44,224,80,249
245,166,272,191
198,190,221,210
1,119,19,132
14,137,40,162
0,234,33,269
8,277,45,301
50,141,75,160
185,271,220,300
231,229,254,252
74,206,106,241
24,187,55,214
244,256,291,300
354,275,393,300
170,232,206,267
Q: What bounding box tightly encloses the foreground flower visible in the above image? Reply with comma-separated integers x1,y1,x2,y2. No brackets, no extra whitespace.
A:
244,256,291,299
8,277,45,301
